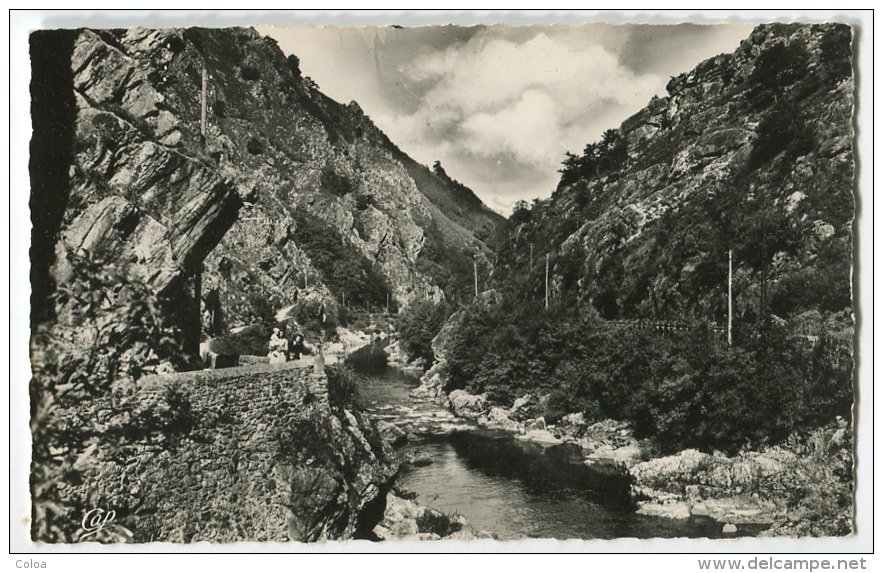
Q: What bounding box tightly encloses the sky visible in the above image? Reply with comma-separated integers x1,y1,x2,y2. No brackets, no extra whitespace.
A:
257,22,756,215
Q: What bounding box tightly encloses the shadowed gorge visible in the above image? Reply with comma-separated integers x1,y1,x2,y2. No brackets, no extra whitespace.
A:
29,30,78,326
27,20,857,544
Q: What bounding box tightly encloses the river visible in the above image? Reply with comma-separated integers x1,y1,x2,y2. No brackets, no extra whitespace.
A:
347,343,755,540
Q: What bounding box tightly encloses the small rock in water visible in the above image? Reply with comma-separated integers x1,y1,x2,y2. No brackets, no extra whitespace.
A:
722,523,738,534
405,452,434,467
376,420,408,447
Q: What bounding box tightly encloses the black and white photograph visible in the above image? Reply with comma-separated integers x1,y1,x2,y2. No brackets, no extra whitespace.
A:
12,9,872,555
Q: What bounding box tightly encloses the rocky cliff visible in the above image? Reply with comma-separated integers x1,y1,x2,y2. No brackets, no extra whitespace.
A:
32,26,503,340
30,29,243,338
504,23,854,330
29,26,505,543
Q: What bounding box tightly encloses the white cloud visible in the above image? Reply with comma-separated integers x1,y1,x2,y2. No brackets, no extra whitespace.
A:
391,30,666,179
461,90,562,165
261,23,755,216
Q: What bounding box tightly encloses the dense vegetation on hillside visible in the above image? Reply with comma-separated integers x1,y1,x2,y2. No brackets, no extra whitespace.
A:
400,23,855,456
31,254,193,542
289,210,395,312
167,26,505,334
437,297,851,455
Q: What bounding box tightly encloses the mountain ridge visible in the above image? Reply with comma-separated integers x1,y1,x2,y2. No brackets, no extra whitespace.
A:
35,25,505,339
499,21,854,328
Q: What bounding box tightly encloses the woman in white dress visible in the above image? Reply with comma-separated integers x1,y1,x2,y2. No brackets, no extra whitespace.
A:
268,327,288,364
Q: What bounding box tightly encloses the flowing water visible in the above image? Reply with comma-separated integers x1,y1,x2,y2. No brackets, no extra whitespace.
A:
348,343,758,540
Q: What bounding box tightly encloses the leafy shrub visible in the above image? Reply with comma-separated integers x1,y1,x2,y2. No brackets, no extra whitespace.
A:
355,193,374,210
240,65,260,81
326,364,365,412
30,252,192,542
755,40,809,86
558,129,629,189
246,137,266,155
320,165,354,196
398,299,450,368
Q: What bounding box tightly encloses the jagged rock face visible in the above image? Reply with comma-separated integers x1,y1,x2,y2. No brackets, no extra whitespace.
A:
68,31,244,290
63,25,501,329
30,30,244,330
532,23,854,324
35,24,504,339
278,409,398,542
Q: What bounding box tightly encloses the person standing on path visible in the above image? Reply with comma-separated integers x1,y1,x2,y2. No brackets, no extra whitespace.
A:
269,327,288,364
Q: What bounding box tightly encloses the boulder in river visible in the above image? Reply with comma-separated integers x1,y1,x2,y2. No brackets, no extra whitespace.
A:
480,407,524,433
403,451,434,467
446,389,488,419
509,394,540,421
376,420,408,448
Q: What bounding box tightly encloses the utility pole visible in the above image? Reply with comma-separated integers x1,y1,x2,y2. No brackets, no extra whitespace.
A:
200,64,207,142
761,233,767,317
530,244,533,271
545,253,550,309
474,258,478,297
728,249,733,347
193,262,202,359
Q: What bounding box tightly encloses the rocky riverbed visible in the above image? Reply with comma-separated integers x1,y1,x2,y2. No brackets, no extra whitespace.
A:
407,374,853,537
373,492,494,541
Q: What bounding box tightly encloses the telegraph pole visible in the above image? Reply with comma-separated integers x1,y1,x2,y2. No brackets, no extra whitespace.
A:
545,253,550,309
728,249,733,347
761,233,767,317
530,244,533,271
474,258,478,297
200,64,207,142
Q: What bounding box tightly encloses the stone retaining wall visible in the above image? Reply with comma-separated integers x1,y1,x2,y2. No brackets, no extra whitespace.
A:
77,362,332,542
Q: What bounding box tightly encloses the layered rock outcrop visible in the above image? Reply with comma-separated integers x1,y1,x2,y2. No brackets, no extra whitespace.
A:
30,29,243,332
516,22,854,326
33,25,504,339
